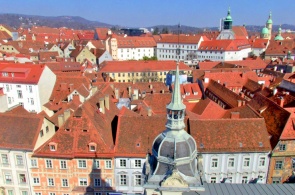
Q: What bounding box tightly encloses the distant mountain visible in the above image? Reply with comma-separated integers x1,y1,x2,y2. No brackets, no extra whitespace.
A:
0,13,295,33
0,13,116,30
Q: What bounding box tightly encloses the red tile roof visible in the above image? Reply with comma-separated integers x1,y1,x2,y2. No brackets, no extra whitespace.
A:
232,26,248,39
265,39,295,55
248,93,291,148
34,91,119,158
95,28,109,40
116,36,156,48
280,108,295,140
190,118,271,153
0,107,43,150
199,39,251,51
100,60,191,73
0,63,46,84
157,34,203,44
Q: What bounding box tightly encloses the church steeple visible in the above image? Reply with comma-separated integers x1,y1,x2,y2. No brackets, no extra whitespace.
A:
224,7,233,30
266,11,273,39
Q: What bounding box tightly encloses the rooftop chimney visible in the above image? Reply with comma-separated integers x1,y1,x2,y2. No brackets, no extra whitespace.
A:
91,86,98,95
128,86,132,98
231,112,240,119
278,97,284,107
149,84,153,89
64,109,71,122
147,107,152,116
115,88,119,99
58,114,64,127
237,100,242,107
99,98,105,114
105,94,110,110
133,89,139,100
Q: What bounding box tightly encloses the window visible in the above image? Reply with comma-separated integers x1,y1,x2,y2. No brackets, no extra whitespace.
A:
7,190,14,195
78,160,87,168
292,158,295,169
19,173,26,183
211,158,218,168
46,159,53,168
21,192,28,195
135,160,141,168
94,178,101,187
275,160,283,169
119,175,127,186
2,72,8,77
4,172,12,184
35,193,41,195
17,90,23,99
16,155,24,165
50,145,56,151
272,177,281,184
60,160,67,169
33,177,40,184
120,159,126,167
90,145,96,151
62,178,68,187
40,130,44,137
48,178,54,186
79,178,87,186
243,157,250,167
95,193,102,195
6,84,10,92
106,178,112,187
210,177,217,183
30,98,34,105
259,157,266,167
105,160,112,169
29,86,32,93
1,154,9,164
94,160,100,169
49,193,55,195
31,159,37,167
228,158,234,167
46,126,49,133
242,176,248,183
279,143,286,151
134,175,141,186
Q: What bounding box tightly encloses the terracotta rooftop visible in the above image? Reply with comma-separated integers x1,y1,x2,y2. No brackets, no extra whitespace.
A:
0,63,46,84
280,108,295,140
199,39,251,51
157,34,203,44
100,60,191,73
0,107,43,150
116,36,156,48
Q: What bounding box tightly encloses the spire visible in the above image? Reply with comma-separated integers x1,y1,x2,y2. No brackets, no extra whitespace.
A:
166,62,186,111
227,7,231,16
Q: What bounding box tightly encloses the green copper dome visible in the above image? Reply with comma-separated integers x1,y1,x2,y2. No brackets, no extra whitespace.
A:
275,26,284,41
225,7,232,21
262,26,269,34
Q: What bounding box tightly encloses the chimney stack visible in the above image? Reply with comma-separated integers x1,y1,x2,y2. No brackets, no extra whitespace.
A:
58,114,64,127
128,86,132,98
115,88,119,99
278,97,284,107
147,107,152,116
99,98,105,114
105,94,110,110
237,100,242,107
149,84,153,89
148,79,151,83
230,112,240,119
64,109,71,122
91,86,98,95
133,89,139,100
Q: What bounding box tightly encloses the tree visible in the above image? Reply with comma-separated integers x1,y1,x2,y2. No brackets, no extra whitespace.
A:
161,27,169,34
153,27,159,35
142,56,157,61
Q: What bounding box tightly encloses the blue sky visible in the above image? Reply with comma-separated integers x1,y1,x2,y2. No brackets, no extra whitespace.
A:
0,0,293,27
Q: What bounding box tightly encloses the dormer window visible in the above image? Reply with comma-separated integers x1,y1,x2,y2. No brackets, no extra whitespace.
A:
89,142,97,152
49,142,57,151
2,72,8,77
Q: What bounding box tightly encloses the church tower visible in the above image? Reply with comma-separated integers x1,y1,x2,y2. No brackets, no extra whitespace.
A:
143,58,205,194
266,12,273,39
223,7,233,30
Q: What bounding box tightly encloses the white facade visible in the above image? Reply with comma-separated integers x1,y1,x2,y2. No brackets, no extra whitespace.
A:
0,66,56,113
117,47,155,60
202,152,270,184
0,150,33,195
197,48,251,61
157,43,199,61
114,157,145,194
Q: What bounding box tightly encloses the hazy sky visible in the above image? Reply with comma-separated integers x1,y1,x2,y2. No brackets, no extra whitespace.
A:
0,0,293,27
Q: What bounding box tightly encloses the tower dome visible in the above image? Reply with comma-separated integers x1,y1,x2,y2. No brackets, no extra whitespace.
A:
223,7,233,30
261,26,269,35
274,25,284,41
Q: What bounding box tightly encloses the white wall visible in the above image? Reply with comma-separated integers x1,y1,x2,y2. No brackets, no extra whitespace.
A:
157,43,198,61
114,157,145,194
117,47,155,60
202,152,270,184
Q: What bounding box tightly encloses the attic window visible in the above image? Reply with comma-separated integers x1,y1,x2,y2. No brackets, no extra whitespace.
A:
259,142,263,147
82,129,88,132
200,143,204,148
89,142,97,152
136,143,140,147
49,142,57,151
2,72,8,77
239,142,243,147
